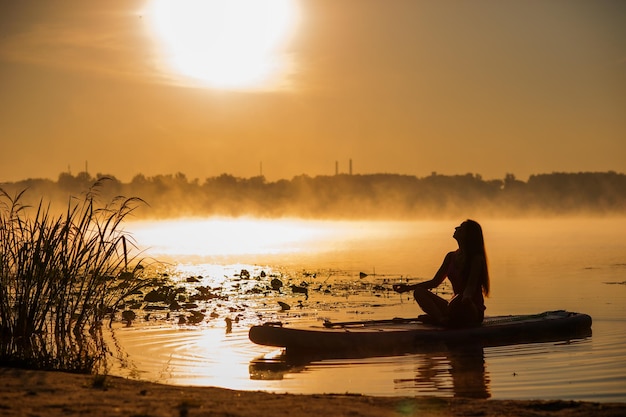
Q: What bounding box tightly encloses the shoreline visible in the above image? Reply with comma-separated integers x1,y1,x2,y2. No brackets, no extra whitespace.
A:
1,367,624,417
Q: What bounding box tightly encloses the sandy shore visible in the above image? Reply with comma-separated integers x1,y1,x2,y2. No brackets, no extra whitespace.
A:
1,367,624,417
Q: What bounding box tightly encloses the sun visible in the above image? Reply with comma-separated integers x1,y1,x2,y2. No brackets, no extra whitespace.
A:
147,0,299,90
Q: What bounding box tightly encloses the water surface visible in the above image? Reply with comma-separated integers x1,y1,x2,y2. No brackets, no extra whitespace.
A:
111,217,626,401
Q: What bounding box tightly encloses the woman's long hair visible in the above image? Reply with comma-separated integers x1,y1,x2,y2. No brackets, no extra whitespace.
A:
460,219,490,296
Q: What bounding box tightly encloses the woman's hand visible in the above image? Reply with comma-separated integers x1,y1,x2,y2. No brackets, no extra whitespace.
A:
393,284,411,293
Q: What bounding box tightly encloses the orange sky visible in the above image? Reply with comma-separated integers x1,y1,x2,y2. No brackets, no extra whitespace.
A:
1,0,624,183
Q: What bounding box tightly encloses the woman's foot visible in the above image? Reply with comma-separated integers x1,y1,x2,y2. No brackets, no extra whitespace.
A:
418,314,440,325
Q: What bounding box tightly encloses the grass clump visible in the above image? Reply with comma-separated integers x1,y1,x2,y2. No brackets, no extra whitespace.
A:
0,180,153,373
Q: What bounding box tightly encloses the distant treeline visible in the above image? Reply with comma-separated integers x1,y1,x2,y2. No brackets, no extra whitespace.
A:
2,171,625,219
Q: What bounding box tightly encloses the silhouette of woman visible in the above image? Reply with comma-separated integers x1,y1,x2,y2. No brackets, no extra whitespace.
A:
393,219,490,327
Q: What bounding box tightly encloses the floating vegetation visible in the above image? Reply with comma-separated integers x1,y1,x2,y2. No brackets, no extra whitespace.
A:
108,263,427,337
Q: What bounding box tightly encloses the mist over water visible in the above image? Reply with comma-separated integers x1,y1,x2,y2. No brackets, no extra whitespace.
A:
112,216,626,401
128,217,432,269
4,171,626,220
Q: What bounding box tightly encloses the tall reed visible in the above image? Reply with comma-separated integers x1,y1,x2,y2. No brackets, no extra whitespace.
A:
0,181,152,372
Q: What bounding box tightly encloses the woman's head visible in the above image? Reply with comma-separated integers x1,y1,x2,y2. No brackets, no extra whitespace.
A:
455,219,485,254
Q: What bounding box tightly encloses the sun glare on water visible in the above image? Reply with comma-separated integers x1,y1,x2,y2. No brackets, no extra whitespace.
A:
147,0,300,90
128,218,329,258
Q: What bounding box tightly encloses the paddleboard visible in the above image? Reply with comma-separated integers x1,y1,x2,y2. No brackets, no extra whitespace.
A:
249,310,592,354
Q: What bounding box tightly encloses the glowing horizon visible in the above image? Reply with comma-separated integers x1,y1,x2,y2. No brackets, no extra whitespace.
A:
129,218,332,257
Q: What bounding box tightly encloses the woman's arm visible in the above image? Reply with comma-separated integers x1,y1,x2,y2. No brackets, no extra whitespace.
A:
424,251,454,289
393,251,454,293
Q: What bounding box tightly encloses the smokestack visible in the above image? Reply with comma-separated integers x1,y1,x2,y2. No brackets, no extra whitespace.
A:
349,159,353,175
335,161,338,175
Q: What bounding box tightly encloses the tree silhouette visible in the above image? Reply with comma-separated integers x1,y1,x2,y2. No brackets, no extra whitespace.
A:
1,171,624,219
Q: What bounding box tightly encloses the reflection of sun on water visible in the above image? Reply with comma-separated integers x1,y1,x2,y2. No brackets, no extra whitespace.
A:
146,0,300,90
128,218,331,257
128,218,422,266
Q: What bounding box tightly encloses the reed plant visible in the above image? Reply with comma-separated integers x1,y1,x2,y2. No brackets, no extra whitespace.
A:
0,180,153,373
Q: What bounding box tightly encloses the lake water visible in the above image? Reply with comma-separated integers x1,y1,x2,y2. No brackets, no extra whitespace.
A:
110,217,626,402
